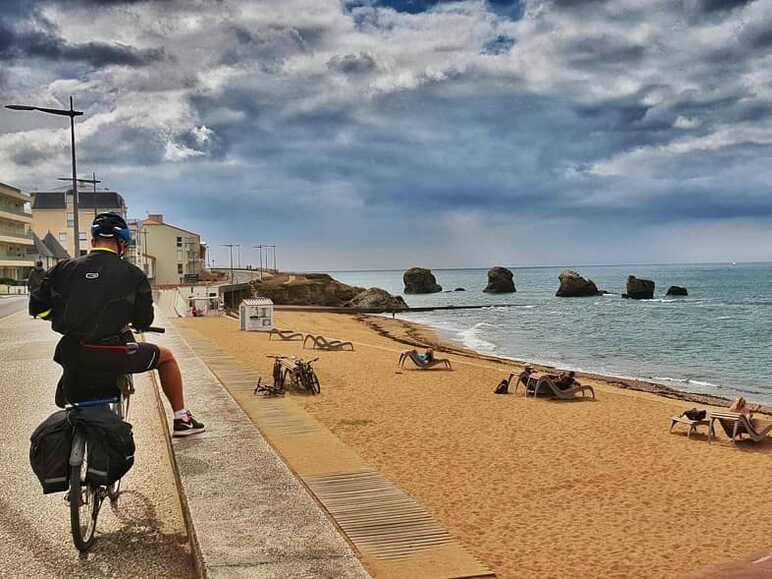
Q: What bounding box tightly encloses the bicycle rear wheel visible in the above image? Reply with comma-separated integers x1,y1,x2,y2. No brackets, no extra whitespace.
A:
70,451,99,551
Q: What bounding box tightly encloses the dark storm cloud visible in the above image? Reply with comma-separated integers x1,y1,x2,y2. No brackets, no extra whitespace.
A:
696,0,756,13
0,22,164,67
563,35,645,68
327,52,378,75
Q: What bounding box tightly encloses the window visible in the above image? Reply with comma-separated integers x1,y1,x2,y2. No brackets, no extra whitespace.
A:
176,249,183,261
176,236,182,248
59,232,67,242
67,212,74,226
79,232,87,242
177,264,184,274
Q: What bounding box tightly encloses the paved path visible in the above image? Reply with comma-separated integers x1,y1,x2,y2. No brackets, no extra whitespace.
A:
0,295,26,320
151,312,370,578
0,310,193,578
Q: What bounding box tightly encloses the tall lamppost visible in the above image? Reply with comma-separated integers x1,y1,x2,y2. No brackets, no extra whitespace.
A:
5,97,84,256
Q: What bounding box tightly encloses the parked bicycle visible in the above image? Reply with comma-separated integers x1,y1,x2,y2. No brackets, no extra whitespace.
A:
67,326,164,552
265,355,320,395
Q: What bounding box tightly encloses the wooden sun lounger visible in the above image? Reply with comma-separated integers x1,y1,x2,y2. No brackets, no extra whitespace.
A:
303,334,354,351
398,350,452,370
530,376,595,400
708,411,772,443
269,329,304,342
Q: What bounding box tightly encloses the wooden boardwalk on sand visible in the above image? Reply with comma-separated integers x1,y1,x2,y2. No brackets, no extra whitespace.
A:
177,326,494,579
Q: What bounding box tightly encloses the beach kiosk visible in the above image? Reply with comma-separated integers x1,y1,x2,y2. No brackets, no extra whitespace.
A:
240,297,274,331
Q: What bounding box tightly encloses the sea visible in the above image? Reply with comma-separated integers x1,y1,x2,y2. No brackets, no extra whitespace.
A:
329,263,772,404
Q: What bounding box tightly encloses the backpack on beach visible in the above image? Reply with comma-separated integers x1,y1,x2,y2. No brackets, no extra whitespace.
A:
682,408,706,421
494,379,509,395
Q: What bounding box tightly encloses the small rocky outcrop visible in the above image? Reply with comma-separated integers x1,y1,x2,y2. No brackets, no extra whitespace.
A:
347,288,408,310
403,267,442,294
555,270,601,297
484,266,516,293
251,273,365,306
454,287,466,292
624,276,655,299
666,285,688,296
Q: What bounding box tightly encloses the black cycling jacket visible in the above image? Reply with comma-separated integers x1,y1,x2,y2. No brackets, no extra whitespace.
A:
29,248,153,342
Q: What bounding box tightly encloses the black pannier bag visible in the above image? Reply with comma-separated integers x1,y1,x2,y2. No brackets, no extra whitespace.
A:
29,410,73,494
69,406,135,486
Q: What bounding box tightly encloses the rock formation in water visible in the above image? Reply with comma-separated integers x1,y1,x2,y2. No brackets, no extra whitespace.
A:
483,266,516,293
555,270,601,297
403,267,443,294
454,287,466,292
666,285,688,296
347,288,409,310
624,276,655,299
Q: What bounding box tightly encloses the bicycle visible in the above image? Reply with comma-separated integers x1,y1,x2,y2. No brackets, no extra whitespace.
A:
67,326,164,552
265,356,320,395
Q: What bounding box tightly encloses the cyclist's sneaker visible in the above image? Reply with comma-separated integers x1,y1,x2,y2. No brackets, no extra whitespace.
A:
173,412,206,437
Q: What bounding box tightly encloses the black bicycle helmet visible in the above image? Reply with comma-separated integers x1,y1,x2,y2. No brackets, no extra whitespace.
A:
91,212,131,244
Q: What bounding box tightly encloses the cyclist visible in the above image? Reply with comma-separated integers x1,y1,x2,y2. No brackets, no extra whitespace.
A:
29,212,205,437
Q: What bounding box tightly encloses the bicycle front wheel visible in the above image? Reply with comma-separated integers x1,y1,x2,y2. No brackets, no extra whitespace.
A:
70,463,99,551
307,372,320,395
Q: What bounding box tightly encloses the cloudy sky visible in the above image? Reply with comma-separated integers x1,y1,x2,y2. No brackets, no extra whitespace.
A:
2,0,771,270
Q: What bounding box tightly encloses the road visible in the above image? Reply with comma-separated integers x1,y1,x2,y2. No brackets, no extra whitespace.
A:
0,309,193,578
0,296,26,320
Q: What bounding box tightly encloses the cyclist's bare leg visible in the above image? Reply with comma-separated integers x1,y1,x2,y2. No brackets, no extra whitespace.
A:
157,346,184,412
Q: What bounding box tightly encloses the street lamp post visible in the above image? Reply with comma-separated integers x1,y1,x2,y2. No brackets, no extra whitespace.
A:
5,97,84,256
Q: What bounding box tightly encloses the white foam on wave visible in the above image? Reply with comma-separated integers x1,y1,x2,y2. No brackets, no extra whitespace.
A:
457,322,498,353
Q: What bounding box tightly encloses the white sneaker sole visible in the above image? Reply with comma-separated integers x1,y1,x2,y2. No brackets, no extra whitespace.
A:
173,426,206,437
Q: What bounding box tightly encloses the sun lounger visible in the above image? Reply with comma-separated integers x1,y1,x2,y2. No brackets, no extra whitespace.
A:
670,415,710,438
398,350,452,370
513,372,539,396
269,329,304,342
530,376,595,400
708,411,772,443
303,334,354,351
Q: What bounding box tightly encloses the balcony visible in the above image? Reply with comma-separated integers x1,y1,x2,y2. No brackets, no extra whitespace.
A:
0,254,35,268
0,208,33,224
0,227,34,246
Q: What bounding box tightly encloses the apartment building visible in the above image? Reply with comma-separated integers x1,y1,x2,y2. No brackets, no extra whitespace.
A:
130,214,202,286
31,190,127,257
0,182,35,282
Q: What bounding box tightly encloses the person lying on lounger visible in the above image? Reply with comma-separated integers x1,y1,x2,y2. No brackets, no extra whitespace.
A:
554,371,578,391
416,349,434,364
729,396,762,423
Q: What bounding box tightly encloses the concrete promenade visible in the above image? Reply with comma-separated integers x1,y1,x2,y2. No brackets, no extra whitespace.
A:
151,312,370,578
0,309,193,577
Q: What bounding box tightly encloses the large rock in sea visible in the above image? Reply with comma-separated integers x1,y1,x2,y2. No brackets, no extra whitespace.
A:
403,267,442,294
624,276,655,299
484,266,516,293
347,288,409,310
666,285,688,296
250,273,365,306
555,270,600,297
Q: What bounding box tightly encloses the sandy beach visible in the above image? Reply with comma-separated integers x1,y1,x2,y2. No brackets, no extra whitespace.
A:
177,311,772,579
